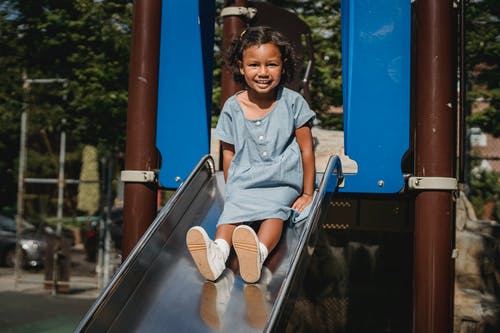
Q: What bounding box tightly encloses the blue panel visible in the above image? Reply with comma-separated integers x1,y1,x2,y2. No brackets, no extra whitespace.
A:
156,0,215,188
340,0,410,193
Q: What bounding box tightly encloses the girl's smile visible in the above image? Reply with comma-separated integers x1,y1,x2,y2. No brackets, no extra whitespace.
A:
239,43,283,97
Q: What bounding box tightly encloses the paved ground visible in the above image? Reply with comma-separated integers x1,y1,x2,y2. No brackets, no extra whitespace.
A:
0,289,95,333
0,247,101,333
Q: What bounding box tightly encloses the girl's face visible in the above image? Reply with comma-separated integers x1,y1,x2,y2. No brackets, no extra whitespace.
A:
239,43,283,96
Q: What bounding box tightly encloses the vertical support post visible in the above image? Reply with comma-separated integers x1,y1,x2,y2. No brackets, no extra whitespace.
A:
15,106,28,286
458,0,467,186
103,155,114,286
219,0,247,168
414,1,456,332
220,0,247,104
56,119,66,236
52,119,67,295
122,0,162,258
97,156,106,290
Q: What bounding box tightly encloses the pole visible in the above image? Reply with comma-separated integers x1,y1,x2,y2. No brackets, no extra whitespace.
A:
219,1,247,168
221,0,247,104
56,119,66,236
414,1,456,332
15,109,28,286
96,157,106,290
122,0,162,258
103,155,114,286
459,0,468,189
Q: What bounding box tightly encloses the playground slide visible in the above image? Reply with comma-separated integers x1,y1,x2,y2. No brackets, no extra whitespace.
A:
74,155,342,333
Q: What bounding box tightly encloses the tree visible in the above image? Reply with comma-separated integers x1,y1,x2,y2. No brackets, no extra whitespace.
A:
465,0,500,219
470,166,500,220
466,0,499,137
0,1,25,210
0,0,132,213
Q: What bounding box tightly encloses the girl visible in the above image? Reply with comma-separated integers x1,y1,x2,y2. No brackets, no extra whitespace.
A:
186,26,315,284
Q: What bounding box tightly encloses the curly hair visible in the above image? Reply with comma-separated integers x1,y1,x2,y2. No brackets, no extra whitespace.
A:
225,26,297,85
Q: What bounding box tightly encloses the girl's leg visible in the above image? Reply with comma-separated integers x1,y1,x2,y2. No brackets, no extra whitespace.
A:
215,223,238,247
256,218,284,253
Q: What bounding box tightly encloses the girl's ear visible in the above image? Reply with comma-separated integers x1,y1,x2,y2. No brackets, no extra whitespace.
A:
238,61,244,75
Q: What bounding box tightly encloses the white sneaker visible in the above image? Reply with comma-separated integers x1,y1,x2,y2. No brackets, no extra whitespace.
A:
232,225,266,283
186,226,226,281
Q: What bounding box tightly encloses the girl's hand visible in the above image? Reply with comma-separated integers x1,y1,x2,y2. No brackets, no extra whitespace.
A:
292,193,313,212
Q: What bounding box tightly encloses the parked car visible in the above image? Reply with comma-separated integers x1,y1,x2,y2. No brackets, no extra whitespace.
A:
0,214,48,269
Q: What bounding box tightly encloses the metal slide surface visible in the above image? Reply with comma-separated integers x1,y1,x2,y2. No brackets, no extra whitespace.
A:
74,155,341,333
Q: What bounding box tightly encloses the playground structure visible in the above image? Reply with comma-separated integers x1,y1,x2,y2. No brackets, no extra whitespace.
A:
75,0,462,332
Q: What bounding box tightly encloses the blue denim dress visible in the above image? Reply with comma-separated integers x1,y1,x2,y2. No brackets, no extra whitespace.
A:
214,87,315,225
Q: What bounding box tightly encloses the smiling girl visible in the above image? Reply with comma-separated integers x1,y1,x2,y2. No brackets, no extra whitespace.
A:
186,26,315,284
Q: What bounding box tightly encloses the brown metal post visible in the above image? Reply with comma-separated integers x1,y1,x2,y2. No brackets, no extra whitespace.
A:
122,0,162,259
218,1,247,168
221,0,247,104
414,0,456,332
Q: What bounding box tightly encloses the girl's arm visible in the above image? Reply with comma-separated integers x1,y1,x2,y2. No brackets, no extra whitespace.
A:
292,124,315,211
221,141,235,182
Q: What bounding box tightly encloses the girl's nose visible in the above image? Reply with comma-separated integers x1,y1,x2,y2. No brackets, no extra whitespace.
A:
258,66,268,76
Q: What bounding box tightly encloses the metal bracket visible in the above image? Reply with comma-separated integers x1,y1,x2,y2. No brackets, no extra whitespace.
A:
220,7,257,19
407,176,458,191
120,170,156,183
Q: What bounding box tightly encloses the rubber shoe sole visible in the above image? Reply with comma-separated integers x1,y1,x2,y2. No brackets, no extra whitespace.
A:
233,225,261,283
186,227,217,281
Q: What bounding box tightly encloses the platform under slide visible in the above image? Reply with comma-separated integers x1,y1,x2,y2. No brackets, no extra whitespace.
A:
74,155,342,333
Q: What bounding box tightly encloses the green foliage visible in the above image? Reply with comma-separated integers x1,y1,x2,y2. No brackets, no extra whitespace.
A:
465,0,499,138
0,0,131,212
468,88,500,137
465,0,500,218
0,1,24,207
469,167,500,220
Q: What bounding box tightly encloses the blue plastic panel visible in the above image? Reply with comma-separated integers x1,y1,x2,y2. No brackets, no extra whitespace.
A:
340,0,410,193
156,0,215,188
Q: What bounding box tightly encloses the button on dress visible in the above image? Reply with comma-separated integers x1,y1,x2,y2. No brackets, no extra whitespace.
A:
214,87,315,225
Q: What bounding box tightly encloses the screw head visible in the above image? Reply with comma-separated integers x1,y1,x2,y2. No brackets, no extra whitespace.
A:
175,176,181,182
377,180,384,187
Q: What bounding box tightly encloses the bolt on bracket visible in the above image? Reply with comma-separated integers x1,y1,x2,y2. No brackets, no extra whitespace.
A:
120,170,156,183
220,6,257,19
407,176,457,191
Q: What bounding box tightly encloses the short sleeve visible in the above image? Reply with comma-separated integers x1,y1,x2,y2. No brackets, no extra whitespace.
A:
213,103,234,144
293,93,315,129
